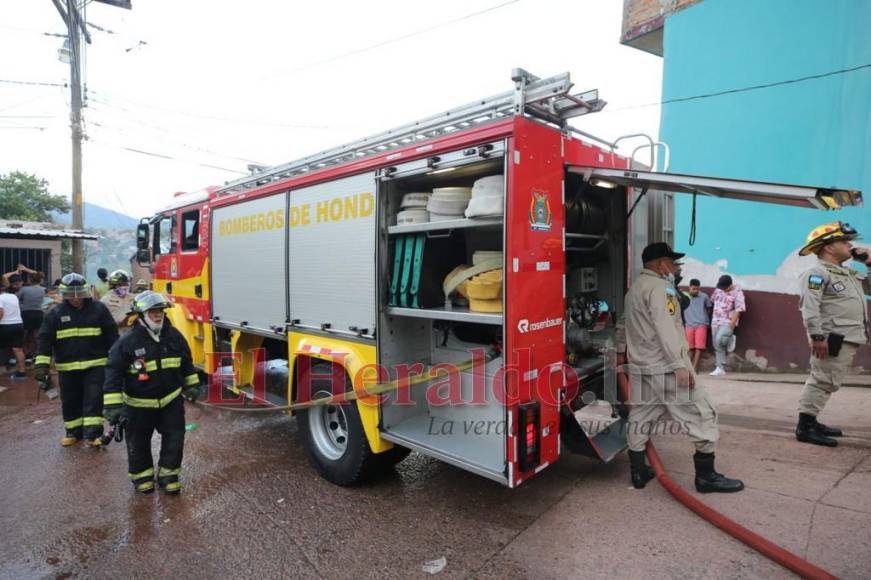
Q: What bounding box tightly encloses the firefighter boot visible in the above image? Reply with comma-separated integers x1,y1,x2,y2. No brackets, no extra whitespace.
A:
61,434,80,447
693,452,744,493
134,479,155,494
629,450,655,489
813,416,843,438
795,413,837,447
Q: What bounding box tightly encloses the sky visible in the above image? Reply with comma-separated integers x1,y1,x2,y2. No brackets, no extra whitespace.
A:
0,0,663,220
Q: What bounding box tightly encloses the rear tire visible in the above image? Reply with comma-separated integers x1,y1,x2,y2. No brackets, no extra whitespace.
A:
297,360,379,486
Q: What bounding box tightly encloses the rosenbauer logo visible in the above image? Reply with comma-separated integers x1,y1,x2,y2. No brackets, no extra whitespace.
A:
517,317,562,333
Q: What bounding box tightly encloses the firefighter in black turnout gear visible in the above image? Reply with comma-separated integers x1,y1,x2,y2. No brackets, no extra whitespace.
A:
103,291,200,494
35,273,119,446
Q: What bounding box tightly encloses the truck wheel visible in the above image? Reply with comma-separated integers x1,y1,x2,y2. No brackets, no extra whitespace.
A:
297,361,378,486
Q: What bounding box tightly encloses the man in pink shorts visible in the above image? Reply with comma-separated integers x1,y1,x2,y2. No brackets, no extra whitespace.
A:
684,279,712,371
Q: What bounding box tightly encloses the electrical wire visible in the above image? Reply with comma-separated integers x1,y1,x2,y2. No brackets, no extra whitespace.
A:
88,93,336,130
600,62,871,114
0,79,67,88
88,136,246,173
87,116,266,165
266,0,521,78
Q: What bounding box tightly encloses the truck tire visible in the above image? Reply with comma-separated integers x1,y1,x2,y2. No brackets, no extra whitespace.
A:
297,360,378,486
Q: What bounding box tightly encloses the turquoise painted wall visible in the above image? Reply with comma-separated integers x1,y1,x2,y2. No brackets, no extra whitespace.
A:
661,0,870,275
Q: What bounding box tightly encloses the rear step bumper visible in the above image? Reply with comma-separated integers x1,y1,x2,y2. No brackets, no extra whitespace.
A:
560,410,627,462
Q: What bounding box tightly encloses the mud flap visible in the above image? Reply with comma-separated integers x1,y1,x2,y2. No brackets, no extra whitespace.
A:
560,409,628,462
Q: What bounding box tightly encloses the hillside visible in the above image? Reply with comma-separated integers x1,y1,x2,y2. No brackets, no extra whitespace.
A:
53,201,139,230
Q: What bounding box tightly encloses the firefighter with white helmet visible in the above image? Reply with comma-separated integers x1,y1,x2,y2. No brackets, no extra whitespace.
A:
35,273,119,446
103,291,200,494
100,269,135,335
796,221,871,446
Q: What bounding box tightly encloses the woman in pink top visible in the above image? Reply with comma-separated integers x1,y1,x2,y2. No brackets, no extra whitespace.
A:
709,274,746,376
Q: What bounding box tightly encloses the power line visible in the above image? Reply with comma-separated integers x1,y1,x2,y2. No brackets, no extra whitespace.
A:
601,62,871,114
87,116,266,165
0,79,68,88
88,93,336,129
267,0,520,78
88,136,246,173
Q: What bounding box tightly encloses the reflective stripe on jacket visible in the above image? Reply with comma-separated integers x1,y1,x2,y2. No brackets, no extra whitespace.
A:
103,320,198,407
36,300,119,371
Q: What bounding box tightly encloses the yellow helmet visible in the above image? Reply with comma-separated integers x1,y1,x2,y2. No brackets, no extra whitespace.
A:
798,221,860,256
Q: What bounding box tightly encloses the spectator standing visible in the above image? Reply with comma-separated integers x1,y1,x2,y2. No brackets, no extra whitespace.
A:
18,270,47,362
684,279,713,372
92,268,110,300
710,275,746,376
0,281,26,379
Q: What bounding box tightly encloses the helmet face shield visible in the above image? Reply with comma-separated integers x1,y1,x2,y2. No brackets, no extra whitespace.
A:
108,269,130,287
132,290,173,315
59,272,90,300
60,284,92,299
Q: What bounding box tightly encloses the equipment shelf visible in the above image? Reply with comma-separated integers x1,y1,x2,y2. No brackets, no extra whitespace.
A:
387,216,503,235
386,305,502,325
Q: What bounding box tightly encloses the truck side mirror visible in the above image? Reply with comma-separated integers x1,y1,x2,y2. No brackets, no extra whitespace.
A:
136,223,149,250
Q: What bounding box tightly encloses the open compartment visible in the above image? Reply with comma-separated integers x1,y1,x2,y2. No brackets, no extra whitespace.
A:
375,145,509,483
563,172,628,377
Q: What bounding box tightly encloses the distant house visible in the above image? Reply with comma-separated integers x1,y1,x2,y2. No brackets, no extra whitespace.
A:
0,220,98,283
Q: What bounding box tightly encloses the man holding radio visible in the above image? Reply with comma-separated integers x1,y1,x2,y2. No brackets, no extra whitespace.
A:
796,221,871,447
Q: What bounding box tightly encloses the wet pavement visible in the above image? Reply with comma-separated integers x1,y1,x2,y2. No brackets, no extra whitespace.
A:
1,370,869,579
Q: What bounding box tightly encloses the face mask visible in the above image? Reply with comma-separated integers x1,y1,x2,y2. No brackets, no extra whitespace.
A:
665,273,676,284
142,314,164,333
114,287,128,297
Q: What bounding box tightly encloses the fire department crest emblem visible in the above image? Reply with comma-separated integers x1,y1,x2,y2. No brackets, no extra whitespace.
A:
529,192,552,231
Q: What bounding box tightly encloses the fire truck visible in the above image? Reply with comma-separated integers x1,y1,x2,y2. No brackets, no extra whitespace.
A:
135,69,861,487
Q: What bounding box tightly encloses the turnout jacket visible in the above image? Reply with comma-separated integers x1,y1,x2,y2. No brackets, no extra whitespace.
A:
103,320,199,409
35,299,119,371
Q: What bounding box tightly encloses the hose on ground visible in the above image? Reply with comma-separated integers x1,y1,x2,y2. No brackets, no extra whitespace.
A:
616,371,838,580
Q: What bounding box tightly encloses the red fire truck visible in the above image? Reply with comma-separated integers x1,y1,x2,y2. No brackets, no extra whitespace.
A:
135,69,861,487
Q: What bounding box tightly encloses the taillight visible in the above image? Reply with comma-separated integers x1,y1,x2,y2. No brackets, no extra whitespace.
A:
517,401,540,472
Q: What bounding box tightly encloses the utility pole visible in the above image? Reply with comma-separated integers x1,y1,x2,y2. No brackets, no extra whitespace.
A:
67,0,85,274
51,0,90,274
51,0,130,274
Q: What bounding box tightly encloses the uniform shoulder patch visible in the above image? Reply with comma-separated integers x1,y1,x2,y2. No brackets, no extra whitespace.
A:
807,274,824,290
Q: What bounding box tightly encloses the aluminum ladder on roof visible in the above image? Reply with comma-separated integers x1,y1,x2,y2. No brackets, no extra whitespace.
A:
218,68,606,196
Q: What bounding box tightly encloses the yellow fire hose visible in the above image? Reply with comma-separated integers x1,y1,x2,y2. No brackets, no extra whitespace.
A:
192,357,481,413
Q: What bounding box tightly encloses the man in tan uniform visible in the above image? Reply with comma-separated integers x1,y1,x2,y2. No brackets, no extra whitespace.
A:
618,242,744,493
796,222,871,447
100,270,135,336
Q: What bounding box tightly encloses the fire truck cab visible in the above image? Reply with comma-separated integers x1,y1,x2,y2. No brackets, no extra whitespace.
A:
136,69,862,487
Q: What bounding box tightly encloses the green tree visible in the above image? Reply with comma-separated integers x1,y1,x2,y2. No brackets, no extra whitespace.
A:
0,171,70,221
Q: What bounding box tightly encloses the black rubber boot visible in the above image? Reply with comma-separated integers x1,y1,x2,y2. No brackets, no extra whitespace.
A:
629,450,655,489
813,416,843,437
796,413,838,447
693,452,744,493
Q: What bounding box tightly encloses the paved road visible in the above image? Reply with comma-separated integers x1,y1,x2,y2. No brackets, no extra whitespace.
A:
0,372,869,579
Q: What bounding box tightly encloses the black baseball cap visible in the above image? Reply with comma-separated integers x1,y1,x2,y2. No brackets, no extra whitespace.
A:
641,242,685,264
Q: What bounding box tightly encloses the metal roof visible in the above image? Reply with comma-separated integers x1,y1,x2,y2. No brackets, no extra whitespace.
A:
0,226,99,240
